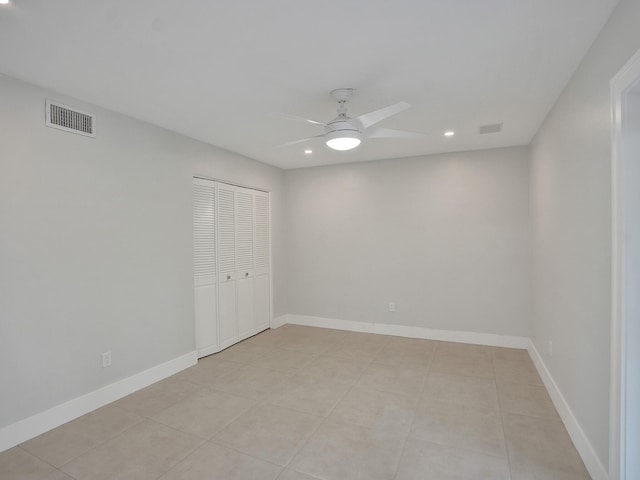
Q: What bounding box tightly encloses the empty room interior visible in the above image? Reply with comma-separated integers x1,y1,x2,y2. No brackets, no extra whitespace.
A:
1,1,640,480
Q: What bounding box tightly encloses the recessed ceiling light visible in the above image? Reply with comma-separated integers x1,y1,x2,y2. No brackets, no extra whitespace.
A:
304,149,312,154
444,131,455,137
0,0,10,5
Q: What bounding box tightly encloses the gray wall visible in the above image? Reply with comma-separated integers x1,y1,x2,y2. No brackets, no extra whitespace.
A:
284,147,531,336
0,74,285,429
529,0,640,468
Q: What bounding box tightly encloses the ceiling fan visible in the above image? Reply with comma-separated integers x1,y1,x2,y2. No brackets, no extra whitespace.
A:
281,88,423,151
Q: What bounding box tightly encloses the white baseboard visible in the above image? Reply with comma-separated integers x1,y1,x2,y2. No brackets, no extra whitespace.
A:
527,340,609,480
0,351,197,453
273,314,528,349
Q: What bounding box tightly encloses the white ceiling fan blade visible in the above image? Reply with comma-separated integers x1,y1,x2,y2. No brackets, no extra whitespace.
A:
280,134,325,147
365,127,424,139
355,101,411,129
275,112,328,127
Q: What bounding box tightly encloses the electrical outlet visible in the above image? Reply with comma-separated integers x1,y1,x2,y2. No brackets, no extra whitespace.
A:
388,302,396,312
102,351,112,368
547,341,553,357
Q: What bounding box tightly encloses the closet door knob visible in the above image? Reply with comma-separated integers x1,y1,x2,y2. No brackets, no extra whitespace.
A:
227,275,231,280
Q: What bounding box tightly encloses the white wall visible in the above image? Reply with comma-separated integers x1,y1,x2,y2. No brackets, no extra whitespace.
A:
529,0,640,470
284,147,531,337
0,73,285,430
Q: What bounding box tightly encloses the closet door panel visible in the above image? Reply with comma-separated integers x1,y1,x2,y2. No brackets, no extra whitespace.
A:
195,284,218,356
237,277,255,340
217,185,236,283
218,281,238,349
193,178,218,357
236,188,254,279
254,191,269,277
253,274,270,332
217,183,238,349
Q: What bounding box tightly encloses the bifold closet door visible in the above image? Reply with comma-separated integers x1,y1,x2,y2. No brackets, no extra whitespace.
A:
193,178,218,358
193,178,270,354
217,183,238,349
236,187,255,340
253,190,270,332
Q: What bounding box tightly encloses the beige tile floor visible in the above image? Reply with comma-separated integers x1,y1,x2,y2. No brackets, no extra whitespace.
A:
1,325,591,480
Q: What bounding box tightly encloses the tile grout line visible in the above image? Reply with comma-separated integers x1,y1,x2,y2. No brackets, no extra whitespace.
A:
18,406,147,474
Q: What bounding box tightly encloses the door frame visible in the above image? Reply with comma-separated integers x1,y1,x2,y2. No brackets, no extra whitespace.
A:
610,47,640,480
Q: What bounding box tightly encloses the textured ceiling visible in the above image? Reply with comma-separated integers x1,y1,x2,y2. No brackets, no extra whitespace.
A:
0,0,618,169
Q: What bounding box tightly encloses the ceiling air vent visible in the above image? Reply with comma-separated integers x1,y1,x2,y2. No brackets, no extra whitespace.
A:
45,100,96,138
479,123,503,135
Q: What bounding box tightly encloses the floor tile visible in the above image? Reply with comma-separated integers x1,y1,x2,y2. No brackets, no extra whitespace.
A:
60,419,203,480
290,420,405,480
386,336,437,352
494,359,543,385
215,403,322,466
410,398,507,458
502,413,589,476
243,328,287,348
249,348,317,373
114,377,205,418
152,388,256,439
430,351,495,379
436,341,493,360
215,343,275,364
264,374,351,417
497,383,559,419
210,364,292,399
357,362,427,398
0,447,74,480
299,355,369,383
171,359,243,388
395,437,511,480
510,465,591,479
8,326,588,480
493,347,532,363
277,468,322,480
20,405,142,467
329,387,417,437
275,334,337,355
325,332,390,360
422,372,499,411
159,441,281,480
373,338,434,368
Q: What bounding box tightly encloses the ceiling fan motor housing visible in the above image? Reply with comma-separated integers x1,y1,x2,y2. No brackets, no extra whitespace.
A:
325,118,361,135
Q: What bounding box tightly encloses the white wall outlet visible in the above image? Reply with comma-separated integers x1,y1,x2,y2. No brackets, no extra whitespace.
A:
547,340,553,357
102,351,112,368
388,302,396,312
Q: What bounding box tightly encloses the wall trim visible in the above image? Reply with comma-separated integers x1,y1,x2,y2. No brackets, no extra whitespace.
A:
610,45,640,480
0,351,197,453
528,340,609,480
273,314,528,348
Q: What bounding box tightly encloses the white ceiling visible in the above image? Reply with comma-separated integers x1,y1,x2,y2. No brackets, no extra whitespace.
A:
0,0,618,169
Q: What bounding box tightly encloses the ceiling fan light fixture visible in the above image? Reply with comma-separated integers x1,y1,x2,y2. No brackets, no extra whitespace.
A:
325,129,362,151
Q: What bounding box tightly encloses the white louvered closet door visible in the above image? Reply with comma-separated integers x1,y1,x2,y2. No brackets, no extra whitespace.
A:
236,187,255,340
192,178,218,358
217,184,239,349
254,191,269,277
253,190,270,332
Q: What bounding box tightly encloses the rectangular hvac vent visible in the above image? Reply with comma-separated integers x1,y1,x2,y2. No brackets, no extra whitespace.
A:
479,123,503,135
45,100,96,138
